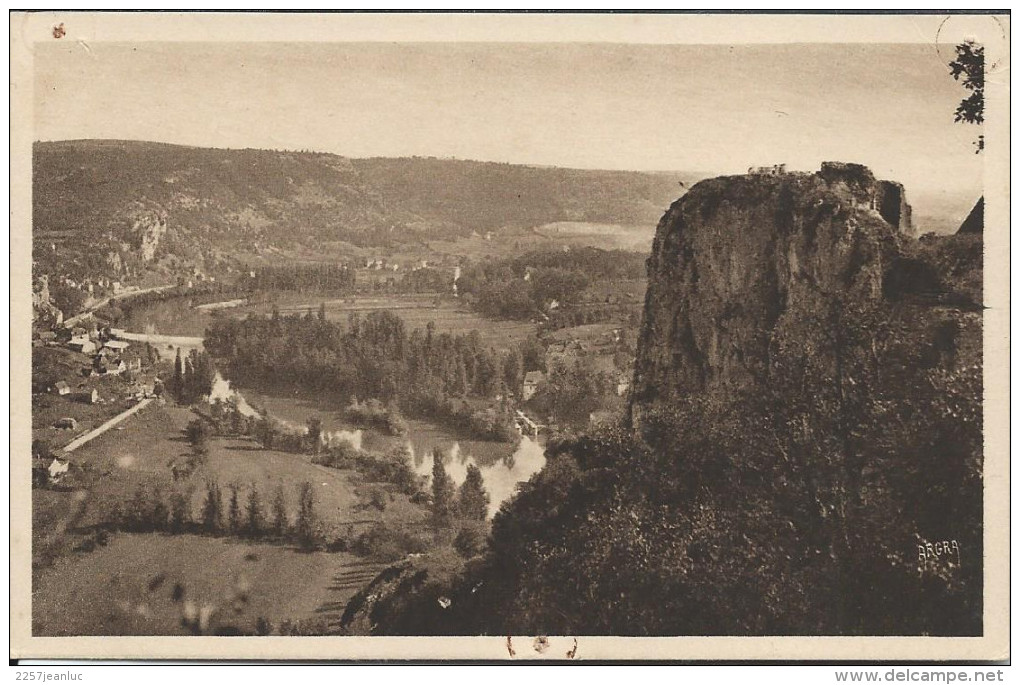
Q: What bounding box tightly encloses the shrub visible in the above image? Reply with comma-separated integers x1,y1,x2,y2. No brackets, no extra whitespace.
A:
344,398,408,436
278,617,333,636
352,523,429,562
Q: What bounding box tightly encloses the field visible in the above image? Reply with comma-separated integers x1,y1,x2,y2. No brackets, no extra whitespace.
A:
32,533,388,636
116,291,537,354
532,222,658,252
425,222,658,259
32,400,429,636
234,295,537,352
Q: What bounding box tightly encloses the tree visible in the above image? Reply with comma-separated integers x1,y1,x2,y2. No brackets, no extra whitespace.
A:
49,281,88,318
430,448,457,527
32,439,53,459
457,464,490,521
201,480,222,533
295,482,319,550
150,485,169,531
169,490,191,533
125,484,151,532
502,348,524,398
183,356,196,402
227,485,242,534
271,485,289,538
172,348,184,401
950,40,985,152
306,417,323,454
187,350,216,401
145,342,159,367
185,418,210,458
454,525,487,558
519,336,547,373
245,484,264,538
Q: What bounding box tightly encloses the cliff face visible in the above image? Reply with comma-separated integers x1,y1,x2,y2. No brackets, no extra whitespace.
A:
129,209,168,262
631,164,915,412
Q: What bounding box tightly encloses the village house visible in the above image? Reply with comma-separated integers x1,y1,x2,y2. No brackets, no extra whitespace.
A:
47,457,70,483
52,417,77,430
53,380,71,396
67,336,97,355
92,355,126,376
616,375,632,397
130,382,156,400
103,340,130,354
72,389,99,404
32,457,51,487
522,371,545,401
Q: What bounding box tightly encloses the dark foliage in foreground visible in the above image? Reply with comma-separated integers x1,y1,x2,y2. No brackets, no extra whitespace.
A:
354,296,981,636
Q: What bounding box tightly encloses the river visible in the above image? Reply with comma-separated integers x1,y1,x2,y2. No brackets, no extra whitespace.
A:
126,296,547,518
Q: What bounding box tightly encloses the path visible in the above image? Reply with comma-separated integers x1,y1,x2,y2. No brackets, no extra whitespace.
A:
62,398,153,453
64,284,177,328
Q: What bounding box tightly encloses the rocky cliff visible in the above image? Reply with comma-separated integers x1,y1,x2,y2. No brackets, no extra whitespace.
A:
630,163,955,414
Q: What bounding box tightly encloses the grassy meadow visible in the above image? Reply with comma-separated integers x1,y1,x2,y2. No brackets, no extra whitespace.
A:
32,400,429,636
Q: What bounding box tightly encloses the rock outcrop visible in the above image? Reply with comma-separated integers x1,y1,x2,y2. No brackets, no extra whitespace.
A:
32,275,63,326
631,163,916,413
130,210,168,261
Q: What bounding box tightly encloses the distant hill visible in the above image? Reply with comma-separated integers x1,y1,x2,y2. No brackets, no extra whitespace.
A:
32,140,695,284
353,156,689,231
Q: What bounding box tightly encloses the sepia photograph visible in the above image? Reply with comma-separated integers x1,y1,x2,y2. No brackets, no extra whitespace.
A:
9,11,1009,662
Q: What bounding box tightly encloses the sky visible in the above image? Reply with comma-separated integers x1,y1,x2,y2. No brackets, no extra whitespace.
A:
34,41,982,211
